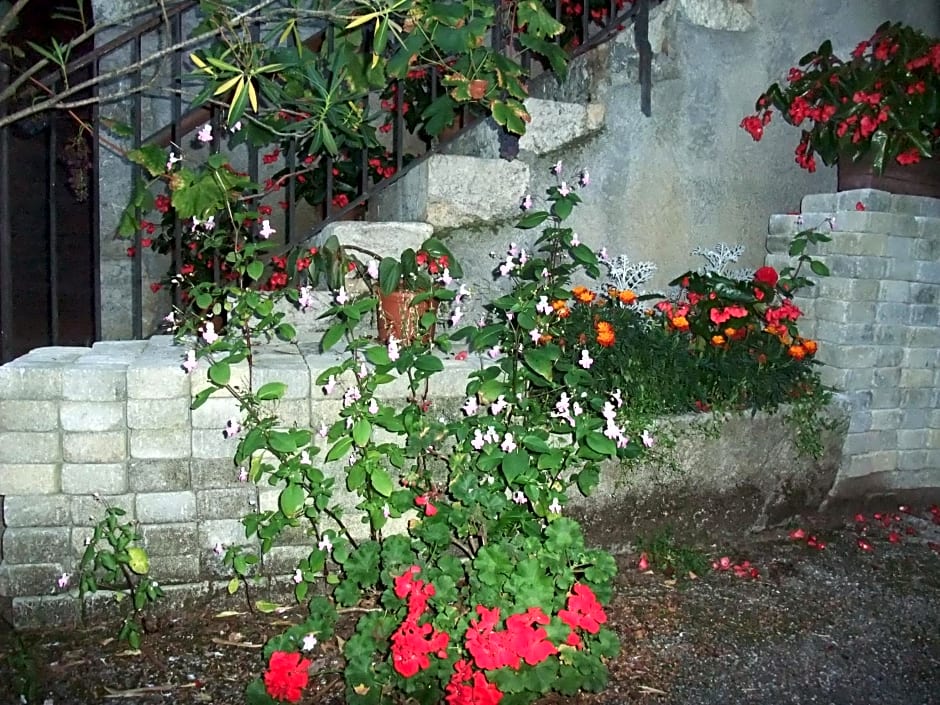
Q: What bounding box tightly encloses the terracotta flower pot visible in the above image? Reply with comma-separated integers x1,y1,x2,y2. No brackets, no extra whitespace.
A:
376,289,438,344
837,152,940,198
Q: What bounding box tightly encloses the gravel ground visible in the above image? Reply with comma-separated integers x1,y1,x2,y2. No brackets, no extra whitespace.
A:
2,505,939,705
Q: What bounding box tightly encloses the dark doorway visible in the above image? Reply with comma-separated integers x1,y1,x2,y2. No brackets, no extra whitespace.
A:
1,0,97,363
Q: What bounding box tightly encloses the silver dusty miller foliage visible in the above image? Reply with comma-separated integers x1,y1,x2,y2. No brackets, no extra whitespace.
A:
605,255,657,293
691,243,754,281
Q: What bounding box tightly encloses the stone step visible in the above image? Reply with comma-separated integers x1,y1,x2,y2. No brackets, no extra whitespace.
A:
373,154,529,230
442,98,605,159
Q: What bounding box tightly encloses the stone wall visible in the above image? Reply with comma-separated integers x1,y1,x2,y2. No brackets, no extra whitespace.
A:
0,331,844,628
765,189,940,503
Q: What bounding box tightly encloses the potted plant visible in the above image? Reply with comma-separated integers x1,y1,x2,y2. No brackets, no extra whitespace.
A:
740,21,940,196
322,237,462,344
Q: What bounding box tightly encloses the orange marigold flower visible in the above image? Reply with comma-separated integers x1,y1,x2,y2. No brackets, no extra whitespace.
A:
595,320,615,347
552,300,570,318
711,335,726,346
572,286,596,304
802,339,818,355
788,344,806,360
670,316,689,331
618,289,637,305
597,331,616,347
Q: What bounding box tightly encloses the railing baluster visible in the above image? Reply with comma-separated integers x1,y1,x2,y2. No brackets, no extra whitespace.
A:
131,35,143,339
48,107,59,345
0,63,12,362
92,56,102,343
172,10,184,314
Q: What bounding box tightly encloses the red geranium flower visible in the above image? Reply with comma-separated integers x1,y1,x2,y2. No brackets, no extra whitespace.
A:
263,651,311,703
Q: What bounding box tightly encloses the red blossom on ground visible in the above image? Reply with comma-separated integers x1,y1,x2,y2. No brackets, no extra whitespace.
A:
855,201,866,211
637,552,650,571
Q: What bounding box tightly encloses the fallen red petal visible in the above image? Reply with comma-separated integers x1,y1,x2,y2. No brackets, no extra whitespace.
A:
637,553,650,572
854,513,866,523
857,538,874,552
789,528,806,540
888,532,901,544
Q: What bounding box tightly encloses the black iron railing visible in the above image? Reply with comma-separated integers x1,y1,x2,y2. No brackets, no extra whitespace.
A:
0,0,660,363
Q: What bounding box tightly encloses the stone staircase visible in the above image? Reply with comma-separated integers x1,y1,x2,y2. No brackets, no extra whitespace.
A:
278,96,606,337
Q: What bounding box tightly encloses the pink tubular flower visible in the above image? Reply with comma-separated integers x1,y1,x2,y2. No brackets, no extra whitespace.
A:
415,495,437,516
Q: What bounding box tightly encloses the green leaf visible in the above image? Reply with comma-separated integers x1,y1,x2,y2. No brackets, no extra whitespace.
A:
227,577,240,594
279,483,305,518
326,436,354,462
576,466,600,496
126,547,149,575
321,323,346,351
365,346,391,366
516,211,549,229
810,259,830,276
256,382,287,401
240,258,262,281
502,450,530,483
268,431,297,454
208,361,231,386
127,143,169,177
255,600,281,613
585,431,616,457
523,346,558,382
370,468,394,497
352,418,372,447
378,258,402,296
414,355,444,372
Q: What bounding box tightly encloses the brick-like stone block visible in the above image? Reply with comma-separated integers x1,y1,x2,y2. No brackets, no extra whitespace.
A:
192,428,235,459
3,495,71,527
191,458,244,489
897,429,928,450
140,522,198,556
841,450,899,479
0,562,69,597
0,363,65,400
196,487,259,521
190,396,243,429
0,432,60,463
62,364,127,401
59,402,125,432
0,400,59,432
900,368,934,388
909,304,939,327
70,493,136,525
1,527,71,564
0,464,59,495
147,554,201,583
130,429,191,459
907,326,940,350
61,463,127,495
127,361,190,400
900,388,933,409
869,388,901,410
916,260,940,284
62,432,126,463
128,459,191,492
198,519,250,550
261,545,311,577
897,450,928,471
10,594,80,629
136,491,196,523
868,410,901,432
252,354,312,399
127,397,191,430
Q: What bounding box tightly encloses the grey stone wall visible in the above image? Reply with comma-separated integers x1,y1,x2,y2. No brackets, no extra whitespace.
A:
1,329,846,627
765,190,940,501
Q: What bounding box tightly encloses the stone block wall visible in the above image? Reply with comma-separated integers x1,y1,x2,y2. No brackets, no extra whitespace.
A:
765,189,940,501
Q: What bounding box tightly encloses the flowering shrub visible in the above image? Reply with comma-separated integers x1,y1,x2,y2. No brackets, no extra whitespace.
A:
166,162,829,705
741,22,940,173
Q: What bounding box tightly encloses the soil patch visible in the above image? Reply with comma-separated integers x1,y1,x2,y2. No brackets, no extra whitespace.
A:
2,507,939,705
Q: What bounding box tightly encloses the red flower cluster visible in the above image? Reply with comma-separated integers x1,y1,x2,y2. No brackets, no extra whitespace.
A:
263,651,311,703
390,566,450,678
445,659,503,705
764,300,802,325
558,583,607,637
416,250,450,274
465,605,558,670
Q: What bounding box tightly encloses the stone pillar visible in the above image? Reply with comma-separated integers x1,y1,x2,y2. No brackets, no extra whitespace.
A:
766,189,940,502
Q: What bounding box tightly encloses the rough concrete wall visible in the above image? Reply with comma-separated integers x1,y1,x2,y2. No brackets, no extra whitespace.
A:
525,0,940,291
765,190,940,502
